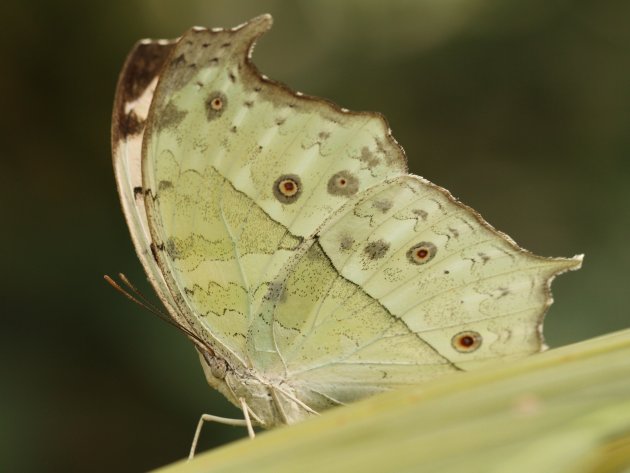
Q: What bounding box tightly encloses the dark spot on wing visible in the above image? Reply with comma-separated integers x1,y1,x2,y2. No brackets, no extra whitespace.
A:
157,101,187,130
339,235,354,251
165,238,184,259
413,209,428,221
373,199,393,213
171,54,186,67
120,110,144,137
265,281,286,303
205,91,227,121
327,170,359,197
158,180,173,191
364,239,390,260
358,146,380,168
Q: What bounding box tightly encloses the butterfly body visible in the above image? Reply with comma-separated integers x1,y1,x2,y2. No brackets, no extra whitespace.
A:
112,14,581,429
197,351,311,426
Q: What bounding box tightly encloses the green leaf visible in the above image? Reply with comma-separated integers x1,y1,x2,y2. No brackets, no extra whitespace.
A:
155,329,630,473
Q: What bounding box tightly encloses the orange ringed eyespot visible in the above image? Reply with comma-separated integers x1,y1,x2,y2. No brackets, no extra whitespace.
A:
407,242,437,265
205,92,227,121
451,331,482,353
273,174,302,204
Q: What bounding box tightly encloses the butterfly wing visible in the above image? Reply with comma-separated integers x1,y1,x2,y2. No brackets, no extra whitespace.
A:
262,176,581,406
140,15,413,369
111,39,182,320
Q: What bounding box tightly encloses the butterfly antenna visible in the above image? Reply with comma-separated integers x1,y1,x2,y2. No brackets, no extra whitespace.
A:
103,274,215,355
117,272,168,318
103,274,167,319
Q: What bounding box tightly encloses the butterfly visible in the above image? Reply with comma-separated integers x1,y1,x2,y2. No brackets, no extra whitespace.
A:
111,14,581,454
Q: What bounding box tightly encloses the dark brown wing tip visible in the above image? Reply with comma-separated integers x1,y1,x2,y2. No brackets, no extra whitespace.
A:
111,39,175,148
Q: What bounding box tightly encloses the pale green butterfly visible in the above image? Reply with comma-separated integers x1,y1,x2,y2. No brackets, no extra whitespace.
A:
111,14,582,455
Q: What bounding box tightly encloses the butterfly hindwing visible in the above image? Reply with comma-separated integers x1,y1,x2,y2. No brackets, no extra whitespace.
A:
262,175,580,408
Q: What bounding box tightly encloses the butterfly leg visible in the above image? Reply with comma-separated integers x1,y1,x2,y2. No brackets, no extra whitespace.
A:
239,397,256,439
188,414,249,460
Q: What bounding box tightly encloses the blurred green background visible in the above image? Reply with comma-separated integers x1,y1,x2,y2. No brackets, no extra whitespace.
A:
2,0,629,471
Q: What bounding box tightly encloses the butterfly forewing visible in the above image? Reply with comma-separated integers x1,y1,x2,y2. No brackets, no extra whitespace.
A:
140,16,412,371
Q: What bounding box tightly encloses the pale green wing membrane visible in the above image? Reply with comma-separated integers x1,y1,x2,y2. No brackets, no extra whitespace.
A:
141,15,408,369
264,176,581,405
